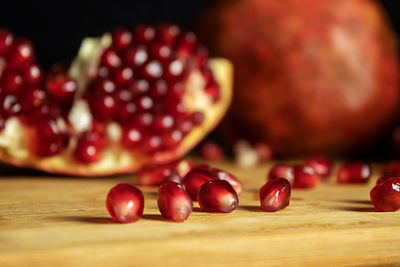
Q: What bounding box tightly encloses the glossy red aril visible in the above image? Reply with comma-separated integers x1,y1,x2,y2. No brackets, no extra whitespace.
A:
7,39,34,68
158,181,193,222
46,74,77,106
259,178,291,212
292,165,320,189
210,168,243,194
137,164,173,186
370,177,400,212
305,155,332,179
73,130,106,163
337,162,371,183
268,164,295,185
183,168,213,200
106,183,144,223
197,179,238,213
0,29,13,55
377,175,400,185
197,141,224,161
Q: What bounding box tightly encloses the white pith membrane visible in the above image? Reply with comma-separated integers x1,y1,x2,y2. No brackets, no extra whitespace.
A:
0,34,232,176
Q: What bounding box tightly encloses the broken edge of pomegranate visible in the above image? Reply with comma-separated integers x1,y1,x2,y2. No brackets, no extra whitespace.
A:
0,32,233,176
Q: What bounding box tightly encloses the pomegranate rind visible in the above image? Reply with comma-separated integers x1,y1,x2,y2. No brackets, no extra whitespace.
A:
0,38,233,176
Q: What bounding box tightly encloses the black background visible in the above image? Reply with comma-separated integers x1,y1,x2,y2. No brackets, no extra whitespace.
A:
0,0,399,70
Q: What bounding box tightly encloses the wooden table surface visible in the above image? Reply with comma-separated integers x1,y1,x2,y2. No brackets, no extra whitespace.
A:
0,160,399,267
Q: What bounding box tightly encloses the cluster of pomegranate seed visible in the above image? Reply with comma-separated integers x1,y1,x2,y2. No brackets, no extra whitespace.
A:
267,156,331,189
197,141,225,162
0,29,76,157
84,24,218,157
106,159,243,222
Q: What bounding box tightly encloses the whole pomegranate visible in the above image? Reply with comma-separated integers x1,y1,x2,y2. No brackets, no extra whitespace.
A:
200,0,399,156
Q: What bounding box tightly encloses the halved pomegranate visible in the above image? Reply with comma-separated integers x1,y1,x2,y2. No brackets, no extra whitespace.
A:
0,25,232,176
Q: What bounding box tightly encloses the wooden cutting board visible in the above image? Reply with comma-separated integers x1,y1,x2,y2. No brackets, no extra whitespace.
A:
0,160,399,266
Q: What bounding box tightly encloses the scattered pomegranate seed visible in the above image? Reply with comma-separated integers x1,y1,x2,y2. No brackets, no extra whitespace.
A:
158,181,193,222
183,168,213,201
305,155,332,179
210,168,243,194
383,160,400,176
198,141,224,161
337,162,371,183
112,28,133,51
198,179,238,213
370,177,400,212
268,164,295,185
259,178,291,212
253,142,273,162
106,183,144,223
292,165,320,189
138,164,174,186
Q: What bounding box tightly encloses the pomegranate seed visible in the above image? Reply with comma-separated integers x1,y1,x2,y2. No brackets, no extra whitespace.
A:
101,48,122,69
150,44,172,61
74,132,105,163
106,183,144,223
91,78,116,94
0,94,21,116
210,168,243,194
376,175,399,185
137,164,173,186
191,111,205,126
176,117,193,134
370,177,400,212
112,67,133,86
174,159,194,177
157,181,193,222
384,160,400,176
19,85,46,112
112,28,133,51
116,101,137,122
143,134,162,153
156,24,181,44
131,112,153,128
337,162,371,183
46,75,77,106
198,141,224,161
253,142,273,162
305,155,332,179
268,164,295,185
183,169,213,201
121,125,143,149
32,139,62,157
7,39,34,68
1,69,23,94
143,60,163,79
22,63,42,84
0,29,14,55
292,165,320,189
163,170,183,184
89,93,117,121
162,130,183,149
205,79,220,101
130,79,150,95
164,59,185,79
176,32,197,58
134,25,155,44
197,179,238,213
259,178,291,212
135,95,153,111
149,79,168,99
153,114,174,131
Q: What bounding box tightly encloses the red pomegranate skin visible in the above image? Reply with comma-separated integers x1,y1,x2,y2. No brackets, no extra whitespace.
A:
200,0,399,156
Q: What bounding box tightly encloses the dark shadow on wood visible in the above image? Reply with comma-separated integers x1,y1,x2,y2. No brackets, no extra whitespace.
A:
237,205,264,212
142,214,166,222
51,216,115,224
336,199,372,205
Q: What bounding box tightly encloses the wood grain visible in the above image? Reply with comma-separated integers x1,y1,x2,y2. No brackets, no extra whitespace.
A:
0,161,399,266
